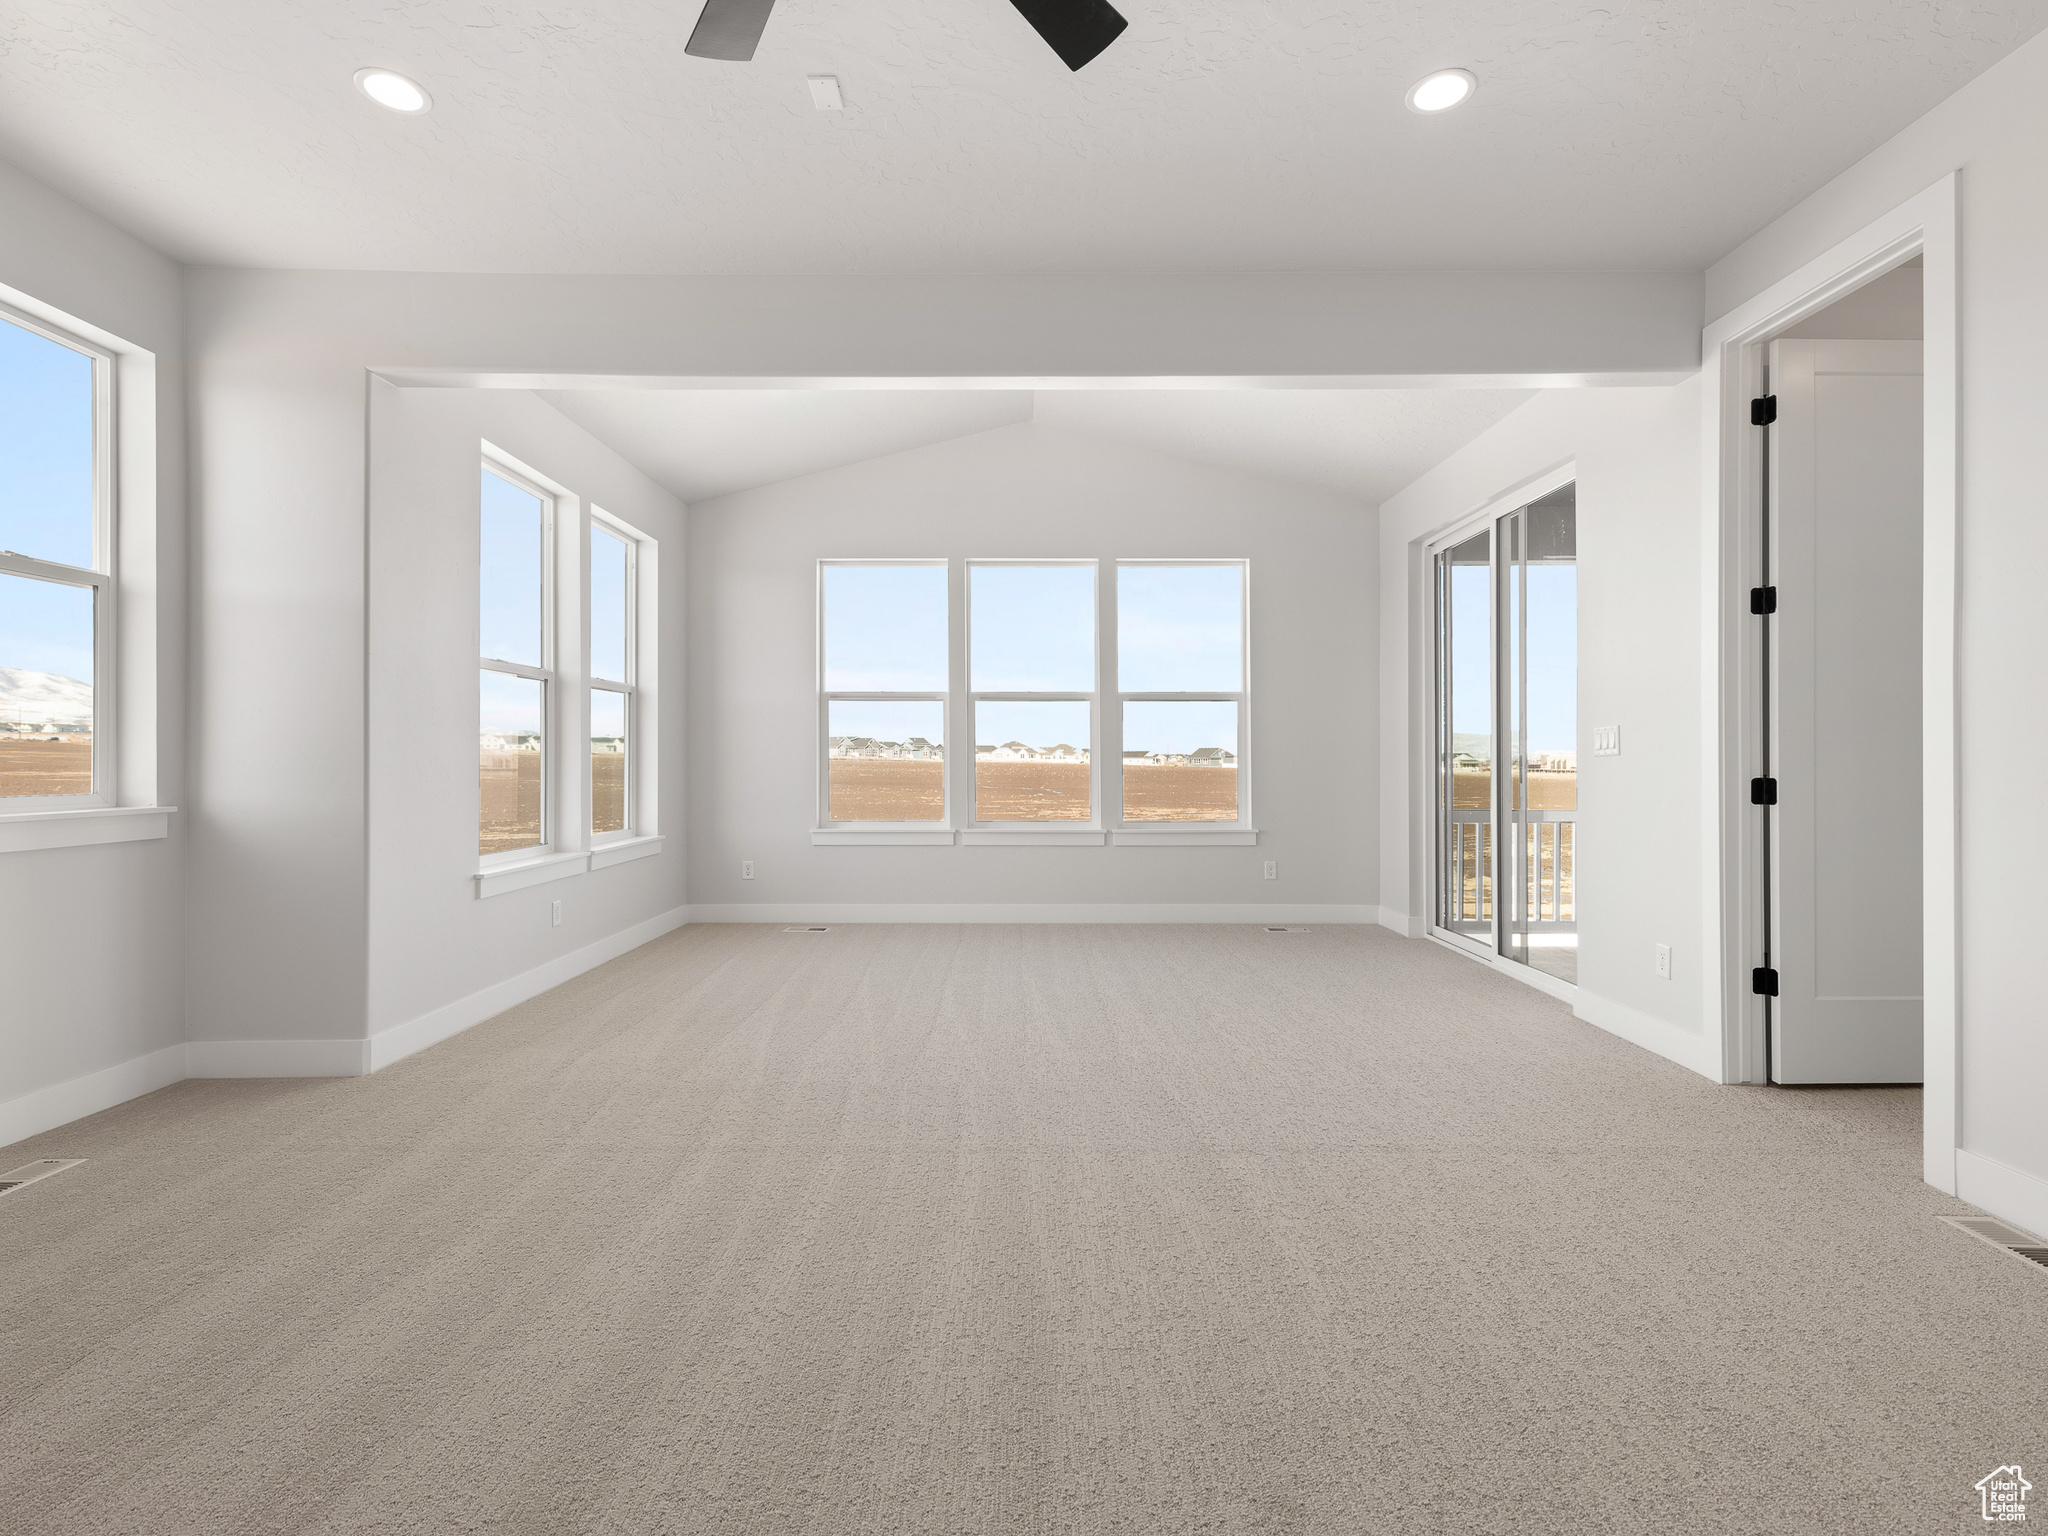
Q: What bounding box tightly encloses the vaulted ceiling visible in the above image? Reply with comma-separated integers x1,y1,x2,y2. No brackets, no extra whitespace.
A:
537,387,1536,502
1,1,2043,273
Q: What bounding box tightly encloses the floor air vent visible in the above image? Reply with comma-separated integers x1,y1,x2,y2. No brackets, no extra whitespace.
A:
0,1159,85,1199
783,925,829,933
1264,926,1309,933
1942,1215,2048,1273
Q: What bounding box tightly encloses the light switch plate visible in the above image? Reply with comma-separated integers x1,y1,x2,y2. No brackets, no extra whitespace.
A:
1592,726,1620,756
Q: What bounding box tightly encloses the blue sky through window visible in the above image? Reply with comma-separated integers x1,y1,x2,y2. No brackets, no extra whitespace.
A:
1118,565,1241,692
1123,700,1236,756
0,571,92,689
977,699,1087,749
824,564,947,691
0,318,93,574
481,468,544,667
1448,561,1576,757
971,564,1092,691
590,524,629,682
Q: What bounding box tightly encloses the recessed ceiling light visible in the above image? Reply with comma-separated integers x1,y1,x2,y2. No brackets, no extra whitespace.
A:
353,68,432,114
1406,68,1476,114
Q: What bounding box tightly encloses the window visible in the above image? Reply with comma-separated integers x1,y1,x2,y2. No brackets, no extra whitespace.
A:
589,515,638,841
479,461,553,860
1431,482,1577,985
968,561,1096,824
0,308,112,809
1116,562,1248,826
819,562,948,826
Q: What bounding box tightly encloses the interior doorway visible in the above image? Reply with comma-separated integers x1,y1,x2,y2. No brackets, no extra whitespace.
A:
1761,333,1925,1082
1742,259,1929,1084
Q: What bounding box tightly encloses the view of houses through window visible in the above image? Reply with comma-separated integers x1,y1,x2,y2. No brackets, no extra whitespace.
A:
1117,563,1244,823
822,558,1246,828
0,311,104,803
822,563,948,822
970,561,1094,822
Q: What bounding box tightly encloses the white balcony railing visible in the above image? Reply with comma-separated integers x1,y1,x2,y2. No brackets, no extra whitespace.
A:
1444,807,1575,935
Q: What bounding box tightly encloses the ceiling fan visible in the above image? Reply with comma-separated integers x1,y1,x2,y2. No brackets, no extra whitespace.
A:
685,0,1128,72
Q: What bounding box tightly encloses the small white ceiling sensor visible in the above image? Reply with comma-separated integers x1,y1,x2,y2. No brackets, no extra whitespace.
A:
1406,68,1476,114
807,74,844,111
354,68,432,114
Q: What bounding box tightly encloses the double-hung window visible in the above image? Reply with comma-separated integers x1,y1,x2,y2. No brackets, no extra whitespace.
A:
1115,561,1249,831
1,307,113,809
478,459,554,861
588,513,638,841
819,561,949,834
967,561,1098,830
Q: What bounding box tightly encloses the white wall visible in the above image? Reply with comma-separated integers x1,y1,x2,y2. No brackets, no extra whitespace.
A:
1378,385,1710,1073
366,385,686,1041
687,422,1376,916
0,159,187,1141
1701,27,2048,1220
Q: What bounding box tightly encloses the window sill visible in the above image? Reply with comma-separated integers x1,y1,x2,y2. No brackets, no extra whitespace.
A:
812,828,956,846
590,834,664,870
1112,825,1259,846
0,805,175,854
961,828,1106,846
476,849,588,898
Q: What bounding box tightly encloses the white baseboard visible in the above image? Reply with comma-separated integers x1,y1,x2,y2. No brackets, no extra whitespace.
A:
684,902,1377,925
1375,907,1425,938
366,903,691,1071
1573,990,1721,1082
1956,1149,2048,1241
4,906,695,1145
0,1042,188,1151
187,1037,371,1078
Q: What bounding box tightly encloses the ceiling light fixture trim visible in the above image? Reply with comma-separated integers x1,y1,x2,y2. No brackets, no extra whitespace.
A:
354,67,433,114
1406,68,1476,114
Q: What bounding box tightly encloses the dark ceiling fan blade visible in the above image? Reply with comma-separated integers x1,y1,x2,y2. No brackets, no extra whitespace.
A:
685,0,779,61
1007,0,1127,71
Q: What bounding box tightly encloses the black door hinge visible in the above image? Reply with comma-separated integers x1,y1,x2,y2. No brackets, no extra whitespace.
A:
1750,776,1778,805
1752,966,1780,997
1751,395,1778,426
1750,586,1777,614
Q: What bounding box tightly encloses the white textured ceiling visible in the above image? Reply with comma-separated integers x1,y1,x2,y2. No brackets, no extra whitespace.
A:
1,2,2044,273
541,387,1535,503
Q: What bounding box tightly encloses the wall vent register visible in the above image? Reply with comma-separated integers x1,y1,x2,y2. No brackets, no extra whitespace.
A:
783,925,830,933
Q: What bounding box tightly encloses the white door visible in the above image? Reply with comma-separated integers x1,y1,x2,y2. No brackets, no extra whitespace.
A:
1768,339,1923,1083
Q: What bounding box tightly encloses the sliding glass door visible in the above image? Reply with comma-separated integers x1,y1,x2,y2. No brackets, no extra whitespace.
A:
1432,483,1578,984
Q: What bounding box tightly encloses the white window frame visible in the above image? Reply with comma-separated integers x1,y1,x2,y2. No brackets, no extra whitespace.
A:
962,557,1104,847
0,301,117,814
477,452,558,874
814,558,954,845
1110,558,1256,846
587,507,644,849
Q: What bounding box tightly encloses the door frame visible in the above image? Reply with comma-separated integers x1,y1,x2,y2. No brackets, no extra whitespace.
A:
1422,461,1580,1004
1700,175,1958,1189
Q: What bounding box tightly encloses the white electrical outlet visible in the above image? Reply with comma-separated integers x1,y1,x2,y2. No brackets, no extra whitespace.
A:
742,861,755,880
1655,943,1672,979
1592,725,1621,756
1263,860,1277,880
551,900,563,927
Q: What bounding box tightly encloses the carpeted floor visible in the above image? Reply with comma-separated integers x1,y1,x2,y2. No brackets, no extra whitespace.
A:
1,924,2041,1534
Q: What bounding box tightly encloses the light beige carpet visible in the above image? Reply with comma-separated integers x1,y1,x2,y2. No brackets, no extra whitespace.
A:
1,924,2041,1534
